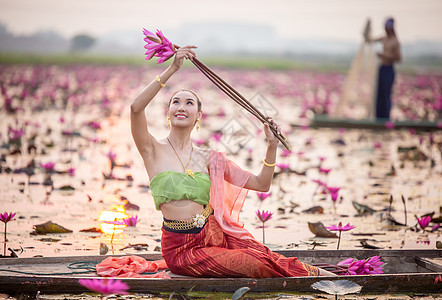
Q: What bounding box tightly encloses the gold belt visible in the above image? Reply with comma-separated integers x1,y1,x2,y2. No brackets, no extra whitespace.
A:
163,204,213,231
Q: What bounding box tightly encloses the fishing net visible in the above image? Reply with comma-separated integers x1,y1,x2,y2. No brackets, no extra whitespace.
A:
333,20,378,120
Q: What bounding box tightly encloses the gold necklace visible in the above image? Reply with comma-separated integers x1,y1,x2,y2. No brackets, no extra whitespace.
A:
167,137,194,178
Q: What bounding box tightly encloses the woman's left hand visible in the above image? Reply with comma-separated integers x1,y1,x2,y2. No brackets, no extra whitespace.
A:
263,116,280,146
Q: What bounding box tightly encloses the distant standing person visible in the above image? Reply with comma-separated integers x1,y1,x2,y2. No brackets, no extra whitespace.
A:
366,17,402,120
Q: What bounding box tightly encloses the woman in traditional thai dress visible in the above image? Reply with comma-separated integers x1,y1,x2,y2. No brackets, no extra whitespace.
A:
130,45,336,278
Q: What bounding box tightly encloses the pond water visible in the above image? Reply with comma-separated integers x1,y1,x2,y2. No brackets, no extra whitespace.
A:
0,63,441,298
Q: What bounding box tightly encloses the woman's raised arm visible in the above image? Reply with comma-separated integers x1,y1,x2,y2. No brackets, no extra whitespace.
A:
244,117,280,192
130,46,197,157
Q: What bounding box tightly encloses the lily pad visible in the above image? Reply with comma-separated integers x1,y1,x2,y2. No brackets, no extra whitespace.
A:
311,279,362,295
32,221,73,235
231,286,250,300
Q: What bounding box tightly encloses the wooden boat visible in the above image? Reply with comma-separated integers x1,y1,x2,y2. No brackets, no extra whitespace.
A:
309,114,441,130
0,249,441,295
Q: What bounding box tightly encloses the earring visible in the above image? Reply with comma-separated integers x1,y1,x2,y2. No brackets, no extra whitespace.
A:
167,116,171,130
196,119,200,132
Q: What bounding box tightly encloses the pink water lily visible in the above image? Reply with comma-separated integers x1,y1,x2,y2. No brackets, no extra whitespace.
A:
1,212,16,256
256,210,273,223
312,179,326,186
276,163,290,171
87,121,101,129
106,150,117,162
256,210,273,244
123,215,138,227
68,167,76,177
0,212,16,224
210,132,222,142
326,222,355,250
8,127,24,140
326,222,356,232
417,216,431,231
385,121,395,129
78,278,129,295
39,162,55,173
327,186,340,202
319,167,331,174
338,256,384,275
143,29,176,64
281,149,292,157
256,192,271,201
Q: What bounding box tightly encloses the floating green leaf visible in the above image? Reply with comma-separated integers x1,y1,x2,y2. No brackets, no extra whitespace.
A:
32,221,73,235
231,287,250,300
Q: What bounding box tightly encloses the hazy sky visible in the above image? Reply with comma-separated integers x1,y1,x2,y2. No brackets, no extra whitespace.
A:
1,0,441,43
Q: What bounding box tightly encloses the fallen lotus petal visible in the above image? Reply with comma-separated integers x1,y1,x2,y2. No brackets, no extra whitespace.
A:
311,279,362,296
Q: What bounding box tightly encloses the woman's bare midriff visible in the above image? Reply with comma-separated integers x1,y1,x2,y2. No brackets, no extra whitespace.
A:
160,200,206,220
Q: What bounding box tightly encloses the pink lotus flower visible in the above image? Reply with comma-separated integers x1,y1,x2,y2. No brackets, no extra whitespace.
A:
8,127,24,140
106,150,117,162
123,215,138,227
78,278,129,295
312,179,326,186
373,141,382,149
319,167,331,175
256,210,273,244
256,210,273,223
192,139,206,147
87,121,101,129
276,163,290,171
143,29,176,64
280,149,292,158
337,256,384,275
417,216,431,231
39,162,55,173
326,222,355,232
210,132,222,142
68,167,76,177
327,186,340,202
0,212,16,224
1,212,16,256
257,192,271,201
385,121,395,129
326,222,355,250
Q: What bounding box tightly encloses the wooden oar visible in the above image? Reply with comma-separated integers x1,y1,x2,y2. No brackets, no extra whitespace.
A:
191,57,290,150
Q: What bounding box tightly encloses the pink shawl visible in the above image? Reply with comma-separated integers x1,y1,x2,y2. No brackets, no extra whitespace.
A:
209,150,254,240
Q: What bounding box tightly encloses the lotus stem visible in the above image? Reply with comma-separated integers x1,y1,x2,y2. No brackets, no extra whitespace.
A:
401,195,407,225
337,230,342,250
262,222,265,244
3,223,6,256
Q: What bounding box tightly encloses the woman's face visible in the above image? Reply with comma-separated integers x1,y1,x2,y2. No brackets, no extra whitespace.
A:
168,91,201,129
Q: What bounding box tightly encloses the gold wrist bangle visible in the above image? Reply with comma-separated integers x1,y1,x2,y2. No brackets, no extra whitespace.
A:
263,158,276,167
156,75,165,88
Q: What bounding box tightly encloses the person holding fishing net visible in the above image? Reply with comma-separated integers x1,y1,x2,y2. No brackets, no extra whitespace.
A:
130,31,337,278
368,17,402,120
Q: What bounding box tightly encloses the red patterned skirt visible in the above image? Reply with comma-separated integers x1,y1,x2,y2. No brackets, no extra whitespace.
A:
161,215,319,278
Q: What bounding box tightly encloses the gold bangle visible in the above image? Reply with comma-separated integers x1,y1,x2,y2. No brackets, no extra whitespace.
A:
156,75,165,88
263,159,276,167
